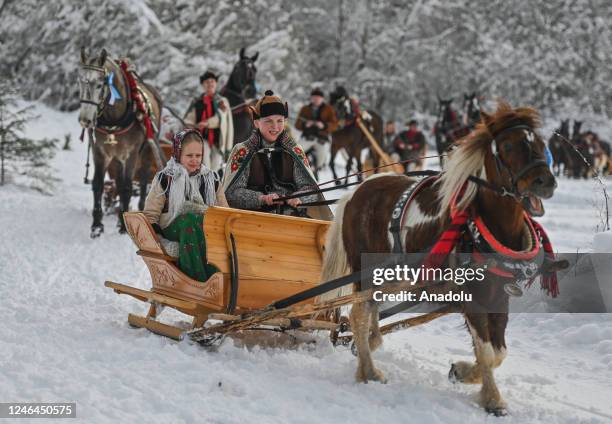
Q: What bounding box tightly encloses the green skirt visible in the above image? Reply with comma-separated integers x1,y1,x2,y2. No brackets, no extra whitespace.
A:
161,213,219,282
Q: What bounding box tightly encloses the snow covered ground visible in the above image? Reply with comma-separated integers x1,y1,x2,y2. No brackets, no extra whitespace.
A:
1,102,611,423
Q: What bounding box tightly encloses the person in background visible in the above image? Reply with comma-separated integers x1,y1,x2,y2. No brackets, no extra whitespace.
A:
184,70,234,171
295,88,339,177
393,119,427,172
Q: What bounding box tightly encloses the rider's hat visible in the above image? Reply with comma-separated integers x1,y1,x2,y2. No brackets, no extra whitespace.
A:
200,70,219,83
251,90,288,119
310,87,324,97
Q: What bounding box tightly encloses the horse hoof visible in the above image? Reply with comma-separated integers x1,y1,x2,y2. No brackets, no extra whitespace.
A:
350,342,358,357
448,364,459,383
118,227,128,235
334,180,342,187
485,407,508,417
90,226,104,238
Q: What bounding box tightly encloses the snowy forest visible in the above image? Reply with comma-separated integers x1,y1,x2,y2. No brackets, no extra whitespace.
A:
1,0,611,121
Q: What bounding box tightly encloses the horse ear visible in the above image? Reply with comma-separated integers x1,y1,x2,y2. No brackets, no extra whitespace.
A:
80,47,87,64
98,48,108,66
251,52,259,62
239,47,245,59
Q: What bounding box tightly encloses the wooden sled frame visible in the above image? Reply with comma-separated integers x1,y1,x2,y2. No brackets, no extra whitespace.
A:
106,207,331,340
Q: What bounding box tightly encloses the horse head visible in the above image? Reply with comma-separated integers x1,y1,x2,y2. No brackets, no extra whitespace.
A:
228,47,258,100
572,120,583,141
78,47,110,129
326,86,347,120
463,92,481,127
436,98,454,128
560,119,570,139
441,102,556,219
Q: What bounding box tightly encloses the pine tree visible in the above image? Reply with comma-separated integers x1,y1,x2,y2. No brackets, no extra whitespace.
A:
0,80,58,193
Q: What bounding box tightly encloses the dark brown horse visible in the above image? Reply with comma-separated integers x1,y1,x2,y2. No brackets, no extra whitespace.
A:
328,93,384,185
78,48,163,237
221,47,258,145
320,102,557,416
548,119,571,176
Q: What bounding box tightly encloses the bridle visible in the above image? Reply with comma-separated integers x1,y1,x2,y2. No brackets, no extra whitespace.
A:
489,124,550,199
79,64,110,120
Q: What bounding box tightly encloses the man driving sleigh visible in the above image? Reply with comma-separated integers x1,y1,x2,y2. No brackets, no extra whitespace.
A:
223,90,333,220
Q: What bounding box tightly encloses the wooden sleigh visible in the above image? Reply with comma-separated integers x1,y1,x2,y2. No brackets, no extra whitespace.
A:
105,207,333,340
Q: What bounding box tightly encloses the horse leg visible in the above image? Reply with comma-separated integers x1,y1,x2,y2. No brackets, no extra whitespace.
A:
355,153,363,183
344,155,353,185
368,306,383,351
330,145,341,186
137,161,149,211
449,314,508,416
90,154,107,238
350,301,387,383
117,158,135,234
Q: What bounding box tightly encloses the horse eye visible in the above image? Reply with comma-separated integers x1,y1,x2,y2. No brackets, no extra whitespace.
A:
503,143,513,153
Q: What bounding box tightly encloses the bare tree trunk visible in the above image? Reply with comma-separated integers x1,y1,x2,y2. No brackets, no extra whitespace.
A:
334,0,344,78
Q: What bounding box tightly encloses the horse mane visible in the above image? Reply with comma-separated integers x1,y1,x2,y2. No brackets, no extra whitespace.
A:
437,101,542,214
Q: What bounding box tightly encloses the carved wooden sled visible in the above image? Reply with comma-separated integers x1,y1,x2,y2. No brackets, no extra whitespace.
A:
105,207,333,340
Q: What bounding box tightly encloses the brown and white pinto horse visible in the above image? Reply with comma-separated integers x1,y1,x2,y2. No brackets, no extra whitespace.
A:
320,102,557,416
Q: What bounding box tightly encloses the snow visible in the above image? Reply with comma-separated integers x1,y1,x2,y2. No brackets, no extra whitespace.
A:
1,101,612,423
594,231,612,253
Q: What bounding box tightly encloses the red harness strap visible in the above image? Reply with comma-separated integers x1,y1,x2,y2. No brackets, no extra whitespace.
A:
119,61,154,141
419,182,559,297
528,220,559,297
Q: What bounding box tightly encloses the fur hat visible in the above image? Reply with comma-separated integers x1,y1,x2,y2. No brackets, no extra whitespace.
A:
310,88,324,97
200,70,219,83
250,90,288,119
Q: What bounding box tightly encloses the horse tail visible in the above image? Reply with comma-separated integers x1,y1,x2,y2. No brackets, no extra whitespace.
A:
319,190,355,302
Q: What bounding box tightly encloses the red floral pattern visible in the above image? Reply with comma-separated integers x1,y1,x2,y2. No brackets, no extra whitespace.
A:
293,146,309,167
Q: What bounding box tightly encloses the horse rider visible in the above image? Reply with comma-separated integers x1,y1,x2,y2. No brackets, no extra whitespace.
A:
392,119,428,172
222,90,333,220
184,70,234,171
295,88,339,175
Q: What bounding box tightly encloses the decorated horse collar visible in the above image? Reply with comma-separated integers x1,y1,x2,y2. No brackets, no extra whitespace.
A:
449,182,559,295
389,176,559,296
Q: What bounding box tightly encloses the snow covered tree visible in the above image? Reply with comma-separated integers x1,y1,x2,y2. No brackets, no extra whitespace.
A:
1,0,611,121
0,80,58,193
